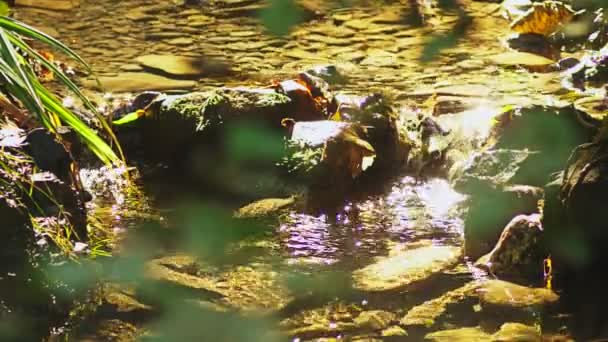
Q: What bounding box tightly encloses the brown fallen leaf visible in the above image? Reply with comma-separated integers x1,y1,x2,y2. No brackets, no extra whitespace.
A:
510,0,579,36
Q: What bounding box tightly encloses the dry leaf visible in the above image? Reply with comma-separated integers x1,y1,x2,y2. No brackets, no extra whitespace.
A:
510,0,578,36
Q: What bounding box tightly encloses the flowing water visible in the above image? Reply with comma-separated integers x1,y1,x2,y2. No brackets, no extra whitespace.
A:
13,0,571,340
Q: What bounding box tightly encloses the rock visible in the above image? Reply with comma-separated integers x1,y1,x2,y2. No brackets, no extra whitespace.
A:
354,310,395,330
332,93,410,173
473,280,559,309
425,326,492,342
102,286,152,314
507,34,558,60
87,73,197,92
489,52,555,72
381,325,408,337
15,0,79,10
462,185,543,259
475,213,545,277
144,258,226,298
450,149,533,192
562,44,608,92
352,244,461,292
135,54,206,77
493,322,541,342
547,132,608,341
306,65,346,84
401,281,477,328
235,197,296,219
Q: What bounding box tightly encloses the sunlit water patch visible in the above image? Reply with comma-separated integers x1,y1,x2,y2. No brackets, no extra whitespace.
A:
279,177,466,266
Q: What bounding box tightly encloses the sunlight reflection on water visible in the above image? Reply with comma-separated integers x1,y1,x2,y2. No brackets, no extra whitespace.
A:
279,176,467,265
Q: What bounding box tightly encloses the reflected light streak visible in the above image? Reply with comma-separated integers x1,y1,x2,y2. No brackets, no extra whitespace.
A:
417,178,466,217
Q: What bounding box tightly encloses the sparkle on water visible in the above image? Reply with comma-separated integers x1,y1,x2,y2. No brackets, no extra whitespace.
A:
280,176,466,265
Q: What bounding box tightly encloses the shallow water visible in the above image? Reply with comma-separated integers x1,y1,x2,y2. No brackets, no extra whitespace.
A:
280,177,465,267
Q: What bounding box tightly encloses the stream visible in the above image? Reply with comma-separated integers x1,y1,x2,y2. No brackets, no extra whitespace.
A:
13,0,576,340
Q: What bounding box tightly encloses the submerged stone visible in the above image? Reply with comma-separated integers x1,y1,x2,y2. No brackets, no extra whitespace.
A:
352,244,461,292
425,326,492,342
472,279,559,308
88,73,197,92
400,281,477,328
489,52,555,72
235,197,297,219
135,54,209,77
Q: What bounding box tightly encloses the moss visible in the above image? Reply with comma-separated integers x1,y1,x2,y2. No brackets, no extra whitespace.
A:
278,140,324,175
256,92,291,107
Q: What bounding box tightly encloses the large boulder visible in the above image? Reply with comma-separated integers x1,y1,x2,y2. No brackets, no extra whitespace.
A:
463,184,543,260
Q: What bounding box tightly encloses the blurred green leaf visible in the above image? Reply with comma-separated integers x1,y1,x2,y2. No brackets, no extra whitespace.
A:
259,0,303,36
0,1,9,16
180,202,267,263
225,121,285,163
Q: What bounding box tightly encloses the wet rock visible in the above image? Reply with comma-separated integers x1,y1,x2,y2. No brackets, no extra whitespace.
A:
332,93,411,173
548,127,608,333
280,119,377,207
476,213,545,278
489,51,556,72
145,257,226,297
507,33,559,60
353,310,395,331
493,322,541,342
306,65,346,84
432,96,475,116
352,243,461,292
472,279,559,309
425,326,492,342
135,54,207,78
562,43,608,92
234,197,297,219
15,0,79,10
557,57,579,71
401,281,477,329
462,183,542,259
102,286,152,315
450,149,533,192
87,73,197,92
